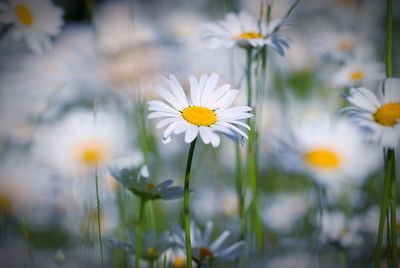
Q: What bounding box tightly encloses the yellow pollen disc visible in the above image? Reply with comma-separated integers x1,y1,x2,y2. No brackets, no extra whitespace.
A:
77,140,109,167
0,195,11,213
173,257,186,268
338,40,352,51
182,106,217,126
237,31,262,40
15,5,34,26
146,247,154,256
349,70,364,81
304,148,340,170
373,103,400,126
199,247,215,262
147,182,156,191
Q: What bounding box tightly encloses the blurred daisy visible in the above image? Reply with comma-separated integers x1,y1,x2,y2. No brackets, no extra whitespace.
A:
343,78,400,148
262,193,309,234
333,57,382,88
320,211,363,248
109,165,185,201
0,0,64,54
34,110,128,176
148,73,252,147
164,248,187,268
202,11,289,55
277,117,381,188
0,154,55,227
110,231,172,263
172,221,245,266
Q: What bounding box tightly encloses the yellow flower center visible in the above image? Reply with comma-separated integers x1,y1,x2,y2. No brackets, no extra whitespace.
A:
173,257,186,268
373,103,400,126
349,70,364,81
199,247,215,262
0,194,11,213
146,247,154,256
182,106,217,126
237,31,262,40
77,140,110,167
304,148,340,170
147,183,156,191
15,5,33,26
338,40,352,51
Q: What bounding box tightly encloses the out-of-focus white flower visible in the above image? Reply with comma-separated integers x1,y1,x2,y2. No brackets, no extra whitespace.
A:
262,193,309,233
202,11,290,55
94,1,156,54
276,116,382,188
0,0,64,54
0,154,56,226
320,211,363,248
343,78,400,148
333,56,383,88
193,188,238,220
34,110,128,176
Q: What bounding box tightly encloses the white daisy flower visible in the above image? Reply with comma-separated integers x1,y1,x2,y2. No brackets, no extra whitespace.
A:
343,78,400,148
333,57,383,88
172,221,245,266
148,73,252,148
277,117,381,188
202,11,290,55
0,154,56,227
0,0,64,54
33,110,128,176
262,193,310,234
320,211,363,248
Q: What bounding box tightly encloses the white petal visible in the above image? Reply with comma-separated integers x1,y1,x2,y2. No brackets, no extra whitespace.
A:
200,73,219,107
185,125,199,143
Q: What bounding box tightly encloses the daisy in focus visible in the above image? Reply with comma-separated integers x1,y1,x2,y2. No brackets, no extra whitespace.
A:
148,73,252,148
343,78,400,148
0,0,64,54
277,117,381,188
34,110,128,176
202,11,290,55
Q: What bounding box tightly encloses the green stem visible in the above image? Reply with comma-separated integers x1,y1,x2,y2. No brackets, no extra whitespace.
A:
95,165,104,268
135,198,147,268
374,149,392,268
246,48,253,108
235,144,245,240
386,0,393,78
184,138,197,268
388,149,397,267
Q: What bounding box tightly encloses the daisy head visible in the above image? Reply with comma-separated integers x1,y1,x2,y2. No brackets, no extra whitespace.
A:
343,78,400,148
202,11,289,55
0,0,64,54
333,57,383,88
34,110,128,176
278,117,381,188
148,73,252,148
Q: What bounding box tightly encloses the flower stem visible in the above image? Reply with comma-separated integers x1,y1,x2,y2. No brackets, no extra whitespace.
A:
235,144,245,240
374,149,392,268
246,46,264,249
386,0,392,78
184,138,197,268
388,149,398,267
135,198,147,268
95,165,104,268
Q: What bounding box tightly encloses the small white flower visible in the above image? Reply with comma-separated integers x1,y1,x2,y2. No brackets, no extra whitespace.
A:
0,0,64,54
277,116,381,188
202,11,289,54
320,211,363,248
148,73,252,148
343,78,400,148
333,57,383,88
262,193,309,233
34,110,128,176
